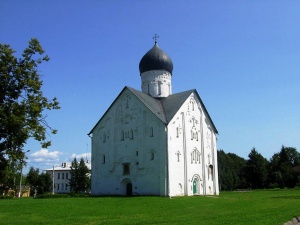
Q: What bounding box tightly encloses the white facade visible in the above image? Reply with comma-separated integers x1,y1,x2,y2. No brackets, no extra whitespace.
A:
167,93,219,196
45,162,91,194
89,42,219,196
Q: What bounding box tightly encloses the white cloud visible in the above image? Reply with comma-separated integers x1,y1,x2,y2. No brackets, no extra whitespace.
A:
71,152,91,162
29,149,62,164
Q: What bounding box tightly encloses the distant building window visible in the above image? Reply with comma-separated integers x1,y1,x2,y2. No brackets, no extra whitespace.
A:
57,184,60,190
66,173,69,180
123,163,130,175
62,183,64,191
136,151,138,156
62,173,64,179
58,173,60,180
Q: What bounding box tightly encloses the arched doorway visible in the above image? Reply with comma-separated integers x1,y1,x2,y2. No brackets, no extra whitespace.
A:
193,178,198,194
192,174,202,195
126,183,132,196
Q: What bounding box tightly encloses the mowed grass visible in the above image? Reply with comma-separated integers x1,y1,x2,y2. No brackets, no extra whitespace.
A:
0,189,299,225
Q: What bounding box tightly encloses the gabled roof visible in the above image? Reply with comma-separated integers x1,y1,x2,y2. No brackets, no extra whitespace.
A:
88,86,218,135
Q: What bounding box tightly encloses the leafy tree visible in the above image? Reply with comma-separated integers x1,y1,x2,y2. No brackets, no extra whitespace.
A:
26,166,51,195
218,150,247,191
0,39,60,183
244,148,269,189
26,167,40,192
37,172,51,194
269,146,300,188
69,157,90,193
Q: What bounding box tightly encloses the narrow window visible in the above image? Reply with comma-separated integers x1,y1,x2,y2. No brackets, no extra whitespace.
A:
102,155,106,164
57,173,60,180
130,129,134,139
208,165,214,181
176,151,181,162
103,132,106,143
151,152,154,160
126,95,129,108
150,127,154,137
158,81,162,95
66,173,69,180
125,131,129,139
57,184,60,191
123,164,130,175
121,130,124,141
136,151,138,156
62,173,64,179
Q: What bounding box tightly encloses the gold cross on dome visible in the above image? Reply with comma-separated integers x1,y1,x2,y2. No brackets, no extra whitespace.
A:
153,34,159,44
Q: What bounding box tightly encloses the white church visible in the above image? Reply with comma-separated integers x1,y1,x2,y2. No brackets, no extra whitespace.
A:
88,39,219,196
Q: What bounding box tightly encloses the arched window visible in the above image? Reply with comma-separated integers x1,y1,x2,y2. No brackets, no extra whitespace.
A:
208,165,213,180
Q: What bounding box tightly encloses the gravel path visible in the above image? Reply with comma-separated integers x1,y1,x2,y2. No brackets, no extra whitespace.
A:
283,216,300,225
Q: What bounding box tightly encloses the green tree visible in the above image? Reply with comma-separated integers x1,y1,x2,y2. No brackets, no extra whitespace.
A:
37,172,51,194
26,166,51,195
26,166,40,193
218,150,247,191
245,148,269,189
69,157,90,194
269,146,300,188
0,39,60,184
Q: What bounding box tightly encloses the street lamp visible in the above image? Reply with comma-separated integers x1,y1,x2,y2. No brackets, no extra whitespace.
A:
18,150,30,198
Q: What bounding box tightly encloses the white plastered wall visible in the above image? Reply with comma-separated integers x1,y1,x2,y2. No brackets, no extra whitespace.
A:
167,92,219,196
91,89,168,196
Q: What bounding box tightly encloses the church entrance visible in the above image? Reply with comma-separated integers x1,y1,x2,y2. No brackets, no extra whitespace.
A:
126,183,132,196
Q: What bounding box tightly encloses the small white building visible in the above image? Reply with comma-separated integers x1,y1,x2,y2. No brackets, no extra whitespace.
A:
89,40,219,196
45,161,91,194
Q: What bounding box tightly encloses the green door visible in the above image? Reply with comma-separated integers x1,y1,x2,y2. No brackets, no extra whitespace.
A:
193,178,198,194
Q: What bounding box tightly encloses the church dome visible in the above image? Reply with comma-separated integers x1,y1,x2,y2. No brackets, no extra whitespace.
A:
139,43,173,75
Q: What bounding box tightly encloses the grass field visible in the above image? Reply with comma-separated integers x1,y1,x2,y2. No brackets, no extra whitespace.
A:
0,189,299,225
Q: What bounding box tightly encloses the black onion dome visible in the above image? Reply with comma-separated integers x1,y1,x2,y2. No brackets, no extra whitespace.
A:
139,43,173,75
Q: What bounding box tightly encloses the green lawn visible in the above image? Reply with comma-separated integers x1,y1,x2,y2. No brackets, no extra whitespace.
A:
0,189,299,225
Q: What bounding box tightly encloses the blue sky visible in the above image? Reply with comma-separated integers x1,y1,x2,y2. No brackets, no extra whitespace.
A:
1,1,299,172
